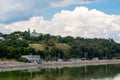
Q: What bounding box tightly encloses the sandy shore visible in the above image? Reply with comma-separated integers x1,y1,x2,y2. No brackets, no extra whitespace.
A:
0,60,120,72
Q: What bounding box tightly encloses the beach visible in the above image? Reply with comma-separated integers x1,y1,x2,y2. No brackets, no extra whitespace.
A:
0,60,120,72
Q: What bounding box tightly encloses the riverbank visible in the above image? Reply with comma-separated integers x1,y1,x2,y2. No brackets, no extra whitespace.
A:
0,60,120,72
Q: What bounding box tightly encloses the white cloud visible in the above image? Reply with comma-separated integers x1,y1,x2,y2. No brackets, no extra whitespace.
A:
0,24,10,34
1,6,120,42
50,0,100,7
0,0,50,23
0,0,100,23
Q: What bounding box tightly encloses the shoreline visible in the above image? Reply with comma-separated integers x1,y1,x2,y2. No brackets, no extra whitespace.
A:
0,60,120,72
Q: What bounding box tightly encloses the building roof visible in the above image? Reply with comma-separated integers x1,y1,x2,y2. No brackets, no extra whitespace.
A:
22,55,41,61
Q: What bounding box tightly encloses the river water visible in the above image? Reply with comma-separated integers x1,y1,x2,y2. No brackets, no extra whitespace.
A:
0,64,120,80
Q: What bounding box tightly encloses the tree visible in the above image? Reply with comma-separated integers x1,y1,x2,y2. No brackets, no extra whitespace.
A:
27,48,36,55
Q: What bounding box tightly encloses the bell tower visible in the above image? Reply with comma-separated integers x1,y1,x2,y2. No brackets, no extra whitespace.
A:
28,28,30,37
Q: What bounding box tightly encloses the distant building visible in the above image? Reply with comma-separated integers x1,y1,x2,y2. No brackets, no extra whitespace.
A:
31,29,40,37
18,36,23,40
22,55,41,64
112,56,120,59
92,57,99,61
15,33,23,40
0,37,4,41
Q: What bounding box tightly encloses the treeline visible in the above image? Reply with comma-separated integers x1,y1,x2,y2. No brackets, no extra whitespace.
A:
0,31,120,61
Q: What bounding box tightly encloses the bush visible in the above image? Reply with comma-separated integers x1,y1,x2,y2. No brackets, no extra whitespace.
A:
17,57,28,62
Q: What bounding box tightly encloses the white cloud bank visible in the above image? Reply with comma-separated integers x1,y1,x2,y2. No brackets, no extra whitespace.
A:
1,6,120,42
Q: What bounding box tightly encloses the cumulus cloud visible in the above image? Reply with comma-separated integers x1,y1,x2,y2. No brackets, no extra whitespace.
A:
0,0,100,23
50,0,100,7
0,24,11,34
1,6,120,42
0,0,50,23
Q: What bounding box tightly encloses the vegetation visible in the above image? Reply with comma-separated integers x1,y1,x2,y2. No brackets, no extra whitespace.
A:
0,31,120,61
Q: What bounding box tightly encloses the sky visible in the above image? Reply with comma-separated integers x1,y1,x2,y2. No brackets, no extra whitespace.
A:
0,0,120,42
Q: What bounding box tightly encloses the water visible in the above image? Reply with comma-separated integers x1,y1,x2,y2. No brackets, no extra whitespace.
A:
0,64,120,80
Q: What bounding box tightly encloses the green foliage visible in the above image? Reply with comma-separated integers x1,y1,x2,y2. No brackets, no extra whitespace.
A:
0,31,120,61
17,57,28,62
27,47,36,55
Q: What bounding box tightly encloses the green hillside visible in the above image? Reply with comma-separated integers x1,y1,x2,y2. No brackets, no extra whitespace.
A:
0,31,120,61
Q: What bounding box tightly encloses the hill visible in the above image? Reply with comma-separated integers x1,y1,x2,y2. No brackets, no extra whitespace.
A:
0,31,120,61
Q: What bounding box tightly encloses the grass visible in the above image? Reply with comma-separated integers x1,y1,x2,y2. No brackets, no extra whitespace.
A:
29,43,71,53
29,44,45,51
55,43,71,51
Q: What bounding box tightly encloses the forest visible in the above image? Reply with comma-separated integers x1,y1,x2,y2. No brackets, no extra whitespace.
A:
0,31,120,61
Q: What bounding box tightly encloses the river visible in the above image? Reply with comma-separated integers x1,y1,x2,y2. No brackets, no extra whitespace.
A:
0,64,120,80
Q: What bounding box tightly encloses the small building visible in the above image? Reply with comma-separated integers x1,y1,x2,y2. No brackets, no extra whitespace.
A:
92,57,99,61
22,55,41,64
0,37,4,41
18,36,23,40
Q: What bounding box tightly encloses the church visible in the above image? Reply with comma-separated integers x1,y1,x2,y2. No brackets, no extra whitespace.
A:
28,28,41,37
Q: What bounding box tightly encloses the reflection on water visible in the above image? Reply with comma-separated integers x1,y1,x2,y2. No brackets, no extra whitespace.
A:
0,64,120,80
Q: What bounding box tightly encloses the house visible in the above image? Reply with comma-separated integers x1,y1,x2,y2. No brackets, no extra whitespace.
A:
18,36,23,40
0,37,4,41
22,55,41,64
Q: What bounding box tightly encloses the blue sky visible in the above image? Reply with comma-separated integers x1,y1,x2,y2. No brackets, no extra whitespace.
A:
0,0,120,42
42,0,120,20
0,0,119,24
84,0,120,15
